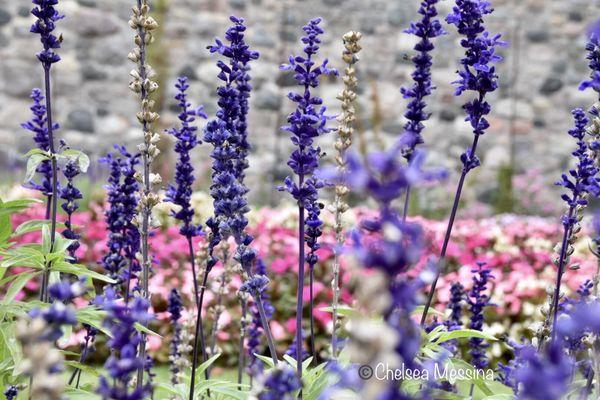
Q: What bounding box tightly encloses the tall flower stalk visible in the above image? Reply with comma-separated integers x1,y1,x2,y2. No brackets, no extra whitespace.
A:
330,30,361,360
421,0,505,325
164,76,209,391
203,16,279,395
549,109,599,340
399,0,445,220
30,0,64,303
279,17,337,378
128,0,160,387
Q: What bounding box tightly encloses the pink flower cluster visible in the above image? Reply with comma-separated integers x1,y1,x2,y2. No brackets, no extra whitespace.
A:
10,203,595,355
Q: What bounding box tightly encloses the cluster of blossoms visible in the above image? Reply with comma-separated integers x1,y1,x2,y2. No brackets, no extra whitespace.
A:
250,365,302,400
59,158,82,262
99,147,141,294
399,0,445,160
164,76,207,239
280,17,337,376
16,280,84,399
167,288,184,385
96,288,153,399
467,262,494,369
22,88,57,201
547,108,600,337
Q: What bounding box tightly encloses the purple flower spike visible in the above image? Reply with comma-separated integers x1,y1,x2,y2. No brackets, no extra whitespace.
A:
421,0,504,324
580,28,600,95
30,0,64,67
164,76,207,238
99,147,141,296
22,88,59,198
468,262,494,369
97,288,153,400
280,16,337,377
400,0,446,159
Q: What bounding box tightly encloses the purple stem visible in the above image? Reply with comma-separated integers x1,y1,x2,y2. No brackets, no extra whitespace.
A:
254,295,278,365
550,209,576,340
309,265,316,366
420,133,481,326
296,200,305,379
237,298,248,390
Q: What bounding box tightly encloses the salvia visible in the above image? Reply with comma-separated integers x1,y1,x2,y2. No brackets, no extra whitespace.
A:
59,159,82,262
467,262,494,369
279,17,337,377
421,0,504,324
22,88,58,201
96,288,153,400
10,1,600,400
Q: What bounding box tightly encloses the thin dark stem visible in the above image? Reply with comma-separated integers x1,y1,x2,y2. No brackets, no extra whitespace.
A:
420,134,480,326
40,65,58,304
402,185,412,222
309,265,316,366
550,215,575,340
254,295,278,365
189,261,210,400
68,335,91,387
296,203,305,379
237,298,248,390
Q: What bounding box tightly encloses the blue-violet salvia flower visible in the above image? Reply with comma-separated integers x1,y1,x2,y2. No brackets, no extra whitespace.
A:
205,15,259,273
22,88,59,200
3,386,17,400
99,147,141,294
59,159,82,262
30,0,64,67
421,0,505,324
96,288,153,400
513,341,572,400
253,365,302,400
279,17,337,377
468,262,494,369
550,109,600,335
164,76,207,238
580,24,600,95
400,0,446,159
168,288,184,385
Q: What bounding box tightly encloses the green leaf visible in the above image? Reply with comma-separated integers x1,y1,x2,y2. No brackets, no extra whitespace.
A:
413,305,445,318
0,198,41,217
0,200,11,245
319,305,359,318
434,329,497,344
63,387,101,400
2,271,40,304
13,219,63,236
254,353,276,368
22,148,49,158
64,360,100,378
134,322,162,338
60,149,90,173
51,262,115,283
25,153,49,183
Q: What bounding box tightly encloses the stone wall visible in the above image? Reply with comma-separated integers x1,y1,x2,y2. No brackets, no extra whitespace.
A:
0,0,599,206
